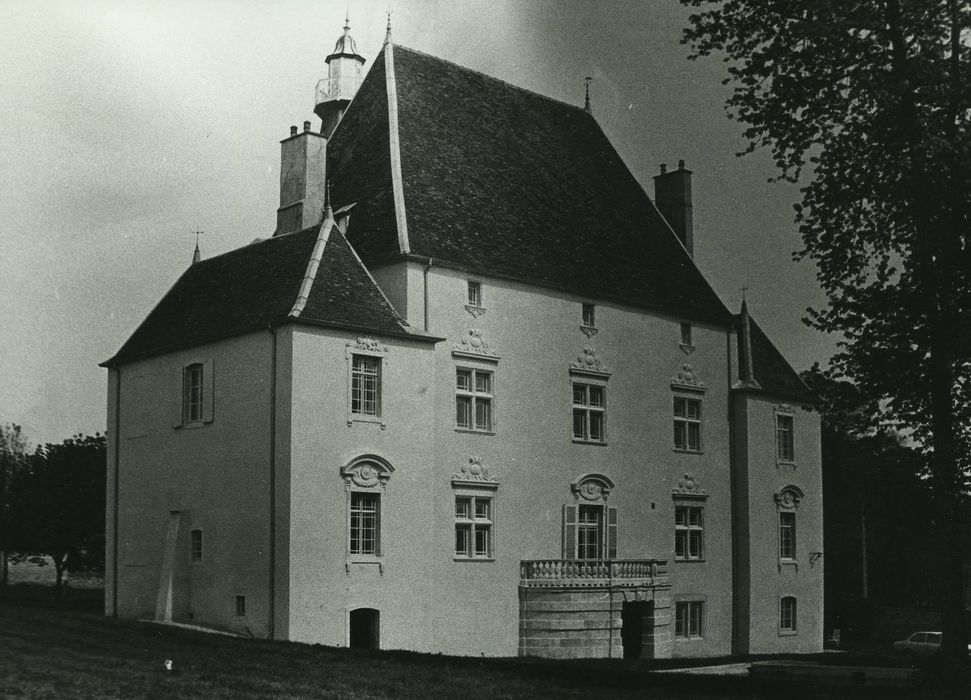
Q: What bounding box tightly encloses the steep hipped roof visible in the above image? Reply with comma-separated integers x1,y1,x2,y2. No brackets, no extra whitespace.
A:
735,313,817,403
328,45,733,327
103,222,419,367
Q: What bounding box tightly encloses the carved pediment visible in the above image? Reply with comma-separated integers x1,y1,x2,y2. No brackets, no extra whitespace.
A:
672,473,708,499
452,329,498,359
775,485,804,510
570,347,610,376
671,364,706,391
341,456,394,489
349,337,387,353
571,473,615,502
452,456,498,487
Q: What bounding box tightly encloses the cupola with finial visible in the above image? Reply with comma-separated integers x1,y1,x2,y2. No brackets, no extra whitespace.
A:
314,15,366,138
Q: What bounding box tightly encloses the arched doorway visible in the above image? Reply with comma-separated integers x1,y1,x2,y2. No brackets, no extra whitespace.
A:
349,608,380,650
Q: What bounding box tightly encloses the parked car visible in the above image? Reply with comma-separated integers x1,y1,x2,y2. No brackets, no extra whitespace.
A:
893,631,971,657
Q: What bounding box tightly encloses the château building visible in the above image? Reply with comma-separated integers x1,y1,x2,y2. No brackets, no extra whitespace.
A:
102,20,822,659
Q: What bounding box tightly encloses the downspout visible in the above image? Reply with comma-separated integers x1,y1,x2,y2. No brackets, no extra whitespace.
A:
726,329,738,654
267,326,278,639
423,258,433,331
112,369,121,617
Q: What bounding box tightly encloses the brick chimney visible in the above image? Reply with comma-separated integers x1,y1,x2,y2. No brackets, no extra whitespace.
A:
653,159,693,256
275,121,327,236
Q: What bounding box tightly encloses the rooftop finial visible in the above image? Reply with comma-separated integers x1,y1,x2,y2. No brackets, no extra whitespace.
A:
325,180,333,220
584,76,592,113
192,230,203,265
384,10,392,45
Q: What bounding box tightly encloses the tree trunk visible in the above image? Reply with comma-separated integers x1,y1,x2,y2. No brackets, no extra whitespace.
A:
53,555,65,605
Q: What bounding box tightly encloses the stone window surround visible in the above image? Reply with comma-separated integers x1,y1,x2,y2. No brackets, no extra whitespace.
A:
341,455,394,574
345,338,387,429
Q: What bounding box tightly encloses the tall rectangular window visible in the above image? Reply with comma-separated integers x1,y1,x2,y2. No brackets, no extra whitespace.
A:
582,303,596,327
673,396,702,451
776,414,795,461
572,383,605,443
350,492,380,555
190,529,203,563
454,495,493,559
235,595,246,617
680,322,693,346
779,512,796,560
467,280,482,307
675,505,704,560
780,596,797,632
577,505,603,559
351,355,381,417
183,363,204,423
675,601,704,639
456,368,493,432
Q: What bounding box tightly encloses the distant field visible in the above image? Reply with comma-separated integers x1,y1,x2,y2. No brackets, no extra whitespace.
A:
0,590,933,699
6,557,103,589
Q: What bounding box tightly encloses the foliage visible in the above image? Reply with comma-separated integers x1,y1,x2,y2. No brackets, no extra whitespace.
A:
0,423,30,585
682,0,971,657
9,433,106,598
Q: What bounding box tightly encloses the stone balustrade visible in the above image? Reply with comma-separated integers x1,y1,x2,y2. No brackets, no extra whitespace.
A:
520,559,668,587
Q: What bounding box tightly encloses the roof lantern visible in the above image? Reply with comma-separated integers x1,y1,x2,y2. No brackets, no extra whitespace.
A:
326,15,366,65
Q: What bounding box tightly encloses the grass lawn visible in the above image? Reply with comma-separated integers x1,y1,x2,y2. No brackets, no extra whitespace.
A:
0,586,940,699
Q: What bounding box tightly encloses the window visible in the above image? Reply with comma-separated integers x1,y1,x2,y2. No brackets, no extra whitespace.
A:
183,364,203,423
190,529,203,563
582,303,596,327
776,414,795,461
675,505,704,561
780,596,797,633
351,355,381,417
680,322,693,346
675,601,704,639
235,595,246,617
577,505,603,559
456,368,493,432
572,383,605,443
673,396,702,451
467,280,482,308
779,511,796,560
455,495,493,559
350,492,380,555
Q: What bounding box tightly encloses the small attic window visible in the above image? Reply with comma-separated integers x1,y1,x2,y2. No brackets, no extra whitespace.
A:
680,323,693,347
582,303,596,328
467,281,482,308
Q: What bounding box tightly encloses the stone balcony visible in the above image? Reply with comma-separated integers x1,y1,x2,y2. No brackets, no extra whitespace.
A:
520,559,669,588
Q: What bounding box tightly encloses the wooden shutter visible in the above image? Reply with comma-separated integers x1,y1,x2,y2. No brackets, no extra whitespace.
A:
203,359,215,423
173,366,185,428
607,506,618,559
562,504,577,560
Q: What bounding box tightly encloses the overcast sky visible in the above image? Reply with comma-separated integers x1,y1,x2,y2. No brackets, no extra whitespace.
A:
0,0,837,446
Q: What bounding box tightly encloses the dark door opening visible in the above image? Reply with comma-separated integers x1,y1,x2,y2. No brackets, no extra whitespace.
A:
349,608,380,650
622,600,652,659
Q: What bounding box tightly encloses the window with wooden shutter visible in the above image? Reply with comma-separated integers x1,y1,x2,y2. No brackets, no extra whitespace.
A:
562,504,577,559
607,506,618,559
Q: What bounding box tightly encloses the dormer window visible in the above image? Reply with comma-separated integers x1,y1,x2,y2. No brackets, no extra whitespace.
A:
467,281,482,308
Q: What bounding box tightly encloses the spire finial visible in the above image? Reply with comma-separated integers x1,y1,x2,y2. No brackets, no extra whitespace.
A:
192,230,203,265
384,10,392,45
324,181,333,220
741,286,749,310
344,7,350,31
584,77,593,113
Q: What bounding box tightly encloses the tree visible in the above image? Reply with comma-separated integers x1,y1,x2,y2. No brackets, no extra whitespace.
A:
10,433,106,600
682,1,971,658
0,423,29,586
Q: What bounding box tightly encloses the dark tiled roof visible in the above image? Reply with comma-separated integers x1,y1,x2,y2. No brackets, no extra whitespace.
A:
104,223,416,367
329,45,733,327
736,314,817,403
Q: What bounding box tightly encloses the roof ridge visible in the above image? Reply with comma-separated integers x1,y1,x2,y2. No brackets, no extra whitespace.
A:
187,226,319,268
393,44,591,116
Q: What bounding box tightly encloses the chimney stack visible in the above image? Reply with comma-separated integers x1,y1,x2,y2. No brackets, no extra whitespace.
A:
653,160,693,256
275,124,327,236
